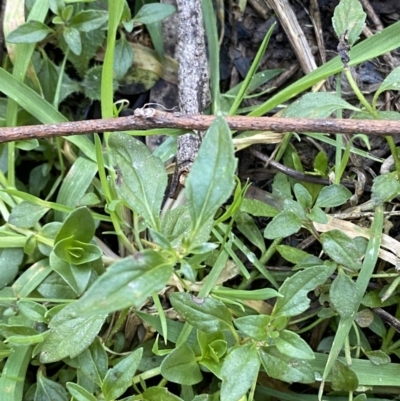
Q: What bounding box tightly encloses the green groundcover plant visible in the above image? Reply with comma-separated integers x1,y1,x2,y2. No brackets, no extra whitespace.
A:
0,0,400,400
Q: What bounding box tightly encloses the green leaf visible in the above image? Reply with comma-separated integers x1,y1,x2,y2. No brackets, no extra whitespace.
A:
315,184,352,208
40,303,107,363
240,198,279,217
102,348,143,401
35,371,68,401
110,133,167,230
314,151,328,176
160,343,203,385
364,350,391,365
17,300,47,323
235,212,266,253
6,21,53,43
374,65,400,101
276,245,314,265
142,387,184,401
330,269,359,318
66,382,97,401
331,360,359,391
259,347,315,384
371,172,400,206
273,264,336,317
293,184,312,209
283,92,359,118
55,207,95,243
63,26,82,55
220,343,260,401
8,201,49,228
72,251,173,315
70,10,108,32
114,36,134,80
170,292,233,333
186,117,237,237
0,248,24,288
77,337,108,387
212,287,280,301
307,206,328,224
272,172,292,200
234,315,271,341
332,0,366,46
53,238,101,266
321,230,367,271
274,330,315,360
133,3,176,24
264,211,302,240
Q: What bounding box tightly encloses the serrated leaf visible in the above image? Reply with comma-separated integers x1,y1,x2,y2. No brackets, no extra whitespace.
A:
71,251,173,315
332,0,366,46
170,292,233,333
264,211,302,239
102,348,143,401
6,21,53,43
186,117,237,237
273,264,336,317
220,343,260,401
371,172,400,206
321,230,367,271
315,184,352,208
160,343,202,385
330,269,359,318
8,201,49,228
259,347,315,384
40,303,107,363
133,3,176,24
283,92,360,118
274,330,315,360
110,133,167,230
331,360,359,391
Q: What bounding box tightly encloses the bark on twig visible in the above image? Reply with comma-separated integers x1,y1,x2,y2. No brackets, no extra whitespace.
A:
1,108,400,144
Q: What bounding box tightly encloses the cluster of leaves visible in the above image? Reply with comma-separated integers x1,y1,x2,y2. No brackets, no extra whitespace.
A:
1,0,400,400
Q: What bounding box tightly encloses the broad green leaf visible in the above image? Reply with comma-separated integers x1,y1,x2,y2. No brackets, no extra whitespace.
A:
8,201,49,228
35,372,68,401
142,387,184,401
77,337,108,387
283,92,359,118
66,382,97,401
40,303,107,363
315,184,352,208
102,348,143,401
259,347,315,384
272,172,292,200
374,65,400,102
276,245,313,265
63,26,82,55
234,315,270,341
170,292,233,333
314,151,328,176
72,251,173,315
321,230,367,271
371,172,400,206
274,330,314,360
0,248,24,288
330,269,359,318
186,117,237,237
273,264,336,317
55,157,98,221
364,350,391,365
236,212,266,252
6,21,53,43
332,0,366,46
55,207,95,243
264,211,302,240
240,198,279,217
53,238,101,266
220,343,260,401
110,133,167,230
113,35,134,80
331,360,359,391
307,206,328,224
70,10,108,32
160,343,202,385
17,300,47,323
293,184,312,209
133,3,176,24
